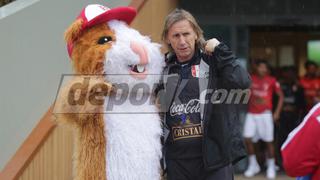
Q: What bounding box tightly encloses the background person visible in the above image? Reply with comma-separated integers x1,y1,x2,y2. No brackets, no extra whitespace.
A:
300,61,320,112
243,59,284,179
276,66,305,167
281,103,320,180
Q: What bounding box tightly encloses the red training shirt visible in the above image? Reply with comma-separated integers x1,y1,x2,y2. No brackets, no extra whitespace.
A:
248,74,281,114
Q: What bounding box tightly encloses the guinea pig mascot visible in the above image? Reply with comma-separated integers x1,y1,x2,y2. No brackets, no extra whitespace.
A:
54,4,164,180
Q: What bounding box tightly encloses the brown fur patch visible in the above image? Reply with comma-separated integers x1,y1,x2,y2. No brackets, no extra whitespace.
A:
71,24,115,74
64,19,83,44
57,20,117,180
73,113,106,180
55,76,112,180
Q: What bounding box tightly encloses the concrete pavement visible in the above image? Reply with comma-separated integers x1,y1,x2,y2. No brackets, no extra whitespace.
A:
235,173,295,180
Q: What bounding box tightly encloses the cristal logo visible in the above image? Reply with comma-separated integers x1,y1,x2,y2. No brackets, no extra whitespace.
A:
170,99,200,116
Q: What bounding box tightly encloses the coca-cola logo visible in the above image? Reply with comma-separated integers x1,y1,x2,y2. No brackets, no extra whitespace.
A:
170,99,200,116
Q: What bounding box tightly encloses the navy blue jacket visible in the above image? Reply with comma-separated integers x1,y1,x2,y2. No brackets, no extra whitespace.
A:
157,42,251,171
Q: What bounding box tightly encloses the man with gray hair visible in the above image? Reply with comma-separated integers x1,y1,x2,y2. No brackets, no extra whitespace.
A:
158,8,251,180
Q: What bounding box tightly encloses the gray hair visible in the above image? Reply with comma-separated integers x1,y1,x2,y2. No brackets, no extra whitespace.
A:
162,8,206,53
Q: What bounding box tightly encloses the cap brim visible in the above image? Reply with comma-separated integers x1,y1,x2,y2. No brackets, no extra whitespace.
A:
85,6,136,29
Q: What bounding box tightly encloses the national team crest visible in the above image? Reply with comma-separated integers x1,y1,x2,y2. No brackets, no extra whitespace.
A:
191,65,200,77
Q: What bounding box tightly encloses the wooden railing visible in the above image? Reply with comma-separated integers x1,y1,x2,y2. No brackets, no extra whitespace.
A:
0,0,15,7
17,125,74,180
0,107,57,180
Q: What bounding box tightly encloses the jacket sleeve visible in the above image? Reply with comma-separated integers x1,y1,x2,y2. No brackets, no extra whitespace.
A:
281,104,320,177
210,43,251,90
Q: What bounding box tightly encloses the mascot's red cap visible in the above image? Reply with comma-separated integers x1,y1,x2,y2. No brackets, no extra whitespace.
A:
67,4,137,58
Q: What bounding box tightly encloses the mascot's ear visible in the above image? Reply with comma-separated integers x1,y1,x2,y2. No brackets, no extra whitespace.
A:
64,19,83,43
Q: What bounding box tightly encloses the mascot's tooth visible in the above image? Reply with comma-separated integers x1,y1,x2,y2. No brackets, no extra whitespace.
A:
137,65,145,73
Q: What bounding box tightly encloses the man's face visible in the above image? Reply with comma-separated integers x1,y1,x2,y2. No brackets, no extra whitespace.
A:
256,63,268,77
306,65,317,76
166,20,198,62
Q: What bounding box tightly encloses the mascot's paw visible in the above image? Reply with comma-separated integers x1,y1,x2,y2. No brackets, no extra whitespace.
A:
204,38,220,55
53,76,113,127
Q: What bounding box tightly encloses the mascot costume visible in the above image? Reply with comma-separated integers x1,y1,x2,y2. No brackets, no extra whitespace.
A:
55,4,164,180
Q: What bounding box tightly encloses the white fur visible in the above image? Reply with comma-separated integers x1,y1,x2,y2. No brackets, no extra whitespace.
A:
103,20,164,180
104,102,162,180
104,20,164,88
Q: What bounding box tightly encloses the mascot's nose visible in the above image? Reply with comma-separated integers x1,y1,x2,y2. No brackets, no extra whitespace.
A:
130,41,148,65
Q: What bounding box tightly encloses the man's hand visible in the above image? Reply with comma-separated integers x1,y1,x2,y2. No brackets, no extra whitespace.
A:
273,112,280,122
204,38,220,55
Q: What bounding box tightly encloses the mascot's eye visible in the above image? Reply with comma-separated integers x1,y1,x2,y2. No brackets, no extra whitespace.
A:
97,36,113,44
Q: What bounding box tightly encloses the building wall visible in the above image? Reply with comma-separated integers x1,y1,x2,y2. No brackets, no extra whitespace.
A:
131,0,178,42
131,0,178,52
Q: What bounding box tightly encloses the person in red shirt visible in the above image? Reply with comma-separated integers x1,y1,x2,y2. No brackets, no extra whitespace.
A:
300,61,320,112
281,103,320,180
243,60,284,179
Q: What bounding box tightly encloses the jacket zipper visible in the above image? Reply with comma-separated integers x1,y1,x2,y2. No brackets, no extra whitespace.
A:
202,61,214,169
168,65,182,108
